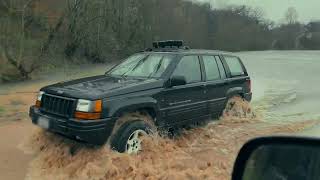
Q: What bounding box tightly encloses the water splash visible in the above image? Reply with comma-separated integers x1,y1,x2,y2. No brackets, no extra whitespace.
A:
22,97,313,180
221,96,259,123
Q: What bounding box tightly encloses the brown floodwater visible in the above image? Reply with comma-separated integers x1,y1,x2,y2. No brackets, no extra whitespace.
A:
20,97,316,180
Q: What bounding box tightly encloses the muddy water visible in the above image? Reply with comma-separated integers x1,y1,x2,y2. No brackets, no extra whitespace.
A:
21,98,316,180
237,51,320,122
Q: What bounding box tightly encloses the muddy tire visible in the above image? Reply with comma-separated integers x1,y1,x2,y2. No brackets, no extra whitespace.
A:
110,120,152,154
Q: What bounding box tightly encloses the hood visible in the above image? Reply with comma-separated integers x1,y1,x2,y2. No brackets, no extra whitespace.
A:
42,75,164,100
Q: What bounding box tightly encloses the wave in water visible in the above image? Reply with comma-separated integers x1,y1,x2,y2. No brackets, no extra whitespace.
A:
21,97,313,180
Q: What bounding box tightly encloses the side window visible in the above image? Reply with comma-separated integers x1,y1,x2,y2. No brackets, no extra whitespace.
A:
224,56,245,77
172,56,201,84
215,56,227,79
202,56,220,81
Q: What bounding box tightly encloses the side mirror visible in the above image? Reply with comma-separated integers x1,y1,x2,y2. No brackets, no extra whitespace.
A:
169,76,187,87
232,136,320,180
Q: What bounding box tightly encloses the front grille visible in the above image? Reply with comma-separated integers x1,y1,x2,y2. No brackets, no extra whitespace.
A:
40,94,76,117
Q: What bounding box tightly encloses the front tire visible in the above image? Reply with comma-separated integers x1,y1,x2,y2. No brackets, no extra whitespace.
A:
110,120,151,154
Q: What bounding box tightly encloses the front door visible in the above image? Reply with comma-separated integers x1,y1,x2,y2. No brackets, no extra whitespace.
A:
160,55,208,126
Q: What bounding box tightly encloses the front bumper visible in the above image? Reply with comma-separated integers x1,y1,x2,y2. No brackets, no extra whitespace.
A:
29,106,116,145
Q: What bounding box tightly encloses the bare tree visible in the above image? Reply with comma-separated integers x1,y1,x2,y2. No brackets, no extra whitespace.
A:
2,0,317,83
1,0,38,80
285,7,299,24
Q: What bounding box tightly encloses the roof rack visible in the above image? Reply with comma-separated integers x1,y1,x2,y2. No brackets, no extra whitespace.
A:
144,40,190,52
153,40,183,48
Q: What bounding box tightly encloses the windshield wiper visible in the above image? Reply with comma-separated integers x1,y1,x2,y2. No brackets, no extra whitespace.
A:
148,58,164,78
120,56,147,77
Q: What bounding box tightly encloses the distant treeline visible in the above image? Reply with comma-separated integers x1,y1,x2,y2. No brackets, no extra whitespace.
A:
0,0,319,82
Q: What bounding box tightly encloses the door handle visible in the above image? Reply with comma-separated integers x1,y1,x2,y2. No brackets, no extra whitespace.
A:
202,84,208,94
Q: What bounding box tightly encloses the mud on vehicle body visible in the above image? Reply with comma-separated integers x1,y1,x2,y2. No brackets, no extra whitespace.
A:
29,40,252,154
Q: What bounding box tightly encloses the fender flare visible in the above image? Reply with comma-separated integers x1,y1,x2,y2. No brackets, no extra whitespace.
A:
226,87,244,99
108,97,159,119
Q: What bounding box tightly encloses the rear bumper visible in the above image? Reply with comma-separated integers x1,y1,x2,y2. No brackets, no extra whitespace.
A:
29,106,116,145
244,92,253,102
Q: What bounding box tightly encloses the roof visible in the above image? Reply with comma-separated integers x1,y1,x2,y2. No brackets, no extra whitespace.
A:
182,49,232,55
142,48,233,56
143,40,233,56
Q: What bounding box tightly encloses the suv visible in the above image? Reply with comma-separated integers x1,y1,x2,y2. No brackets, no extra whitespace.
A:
29,41,252,154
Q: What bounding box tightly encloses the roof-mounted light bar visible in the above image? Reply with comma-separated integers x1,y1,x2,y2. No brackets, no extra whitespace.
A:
152,40,184,49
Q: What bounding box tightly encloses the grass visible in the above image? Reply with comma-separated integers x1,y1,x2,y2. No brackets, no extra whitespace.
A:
0,106,5,116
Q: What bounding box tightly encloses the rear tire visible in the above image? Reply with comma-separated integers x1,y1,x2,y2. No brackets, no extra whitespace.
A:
110,120,152,154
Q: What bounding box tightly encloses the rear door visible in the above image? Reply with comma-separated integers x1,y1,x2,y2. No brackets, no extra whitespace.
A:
160,55,208,126
201,55,228,118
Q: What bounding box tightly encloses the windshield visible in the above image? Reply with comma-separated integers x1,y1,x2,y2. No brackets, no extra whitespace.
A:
108,54,174,78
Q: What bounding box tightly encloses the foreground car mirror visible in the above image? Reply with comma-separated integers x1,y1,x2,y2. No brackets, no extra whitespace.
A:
232,136,320,180
169,76,187,87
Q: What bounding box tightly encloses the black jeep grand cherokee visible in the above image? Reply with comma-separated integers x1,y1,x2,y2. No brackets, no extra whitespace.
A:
29,41,252,154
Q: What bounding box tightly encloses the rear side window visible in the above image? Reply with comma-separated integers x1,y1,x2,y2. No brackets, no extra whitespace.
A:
215,56,227,79
202,56,220,81
172,56,201,84
224,56,245,77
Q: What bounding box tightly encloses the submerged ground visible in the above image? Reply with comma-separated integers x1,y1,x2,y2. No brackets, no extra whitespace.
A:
0,51,319,180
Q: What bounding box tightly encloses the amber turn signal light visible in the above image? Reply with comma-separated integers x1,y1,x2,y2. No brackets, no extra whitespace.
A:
74,112,101,120
94,100,102,112
74,100,102,120
35,100,41,108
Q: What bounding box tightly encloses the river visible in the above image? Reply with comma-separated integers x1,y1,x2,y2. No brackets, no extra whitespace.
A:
238,51,320,123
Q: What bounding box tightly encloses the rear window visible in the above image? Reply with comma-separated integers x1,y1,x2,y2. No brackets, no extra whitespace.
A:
224,56,245,77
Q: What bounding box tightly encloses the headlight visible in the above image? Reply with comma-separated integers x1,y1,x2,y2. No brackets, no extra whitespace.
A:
75,99,102,120
76,99,94,112
37,91,45,101
35,91,45,108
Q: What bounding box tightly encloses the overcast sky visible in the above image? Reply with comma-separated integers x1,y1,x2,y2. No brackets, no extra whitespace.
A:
195,0,320,23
